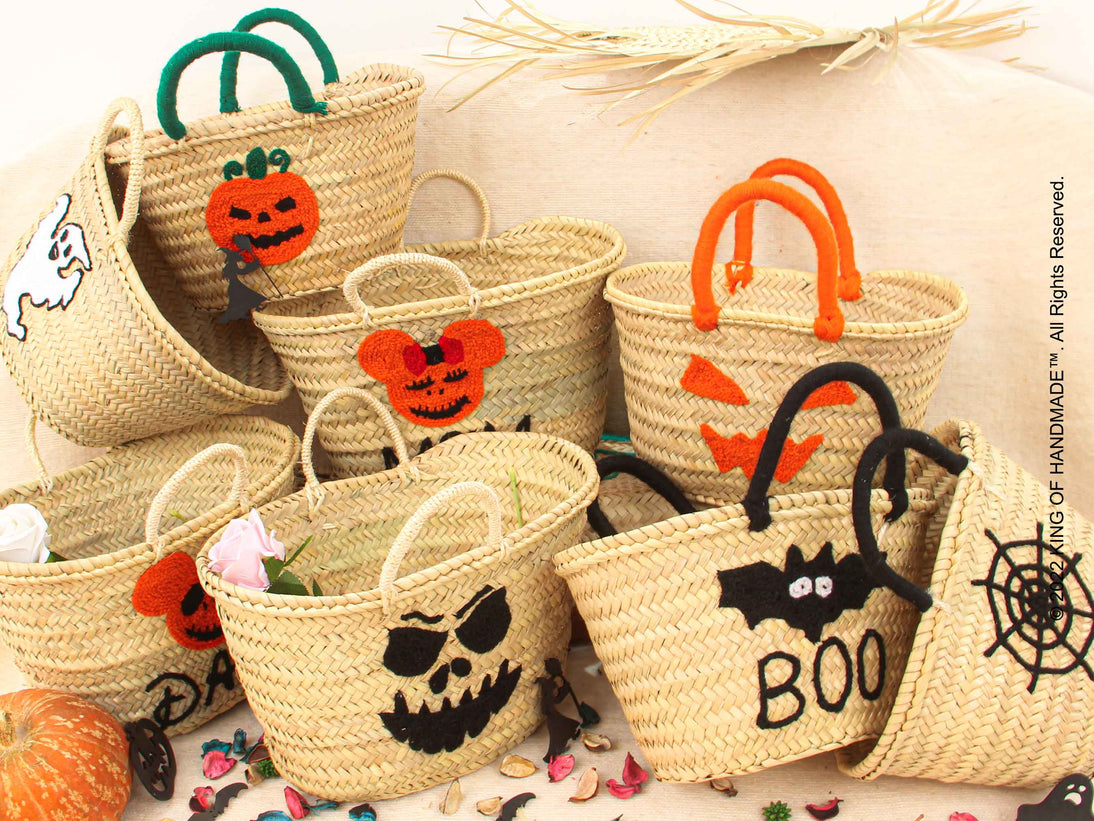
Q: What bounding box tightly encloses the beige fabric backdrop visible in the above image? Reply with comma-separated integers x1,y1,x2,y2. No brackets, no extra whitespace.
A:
0,14,1091,821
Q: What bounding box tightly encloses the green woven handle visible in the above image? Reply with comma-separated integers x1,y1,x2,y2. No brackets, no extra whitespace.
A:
158,31,328,140
220,8,339,114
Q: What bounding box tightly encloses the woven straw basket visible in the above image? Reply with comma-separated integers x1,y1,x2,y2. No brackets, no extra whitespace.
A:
555,363,956,781
0,97,290,447
253,171,625,478
607,158,967,507
0,415,298,736
837,422,1094,788
196,387,598,801
103,9,424,310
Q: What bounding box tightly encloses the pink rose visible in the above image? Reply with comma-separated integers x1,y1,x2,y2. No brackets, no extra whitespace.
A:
207,509,284,590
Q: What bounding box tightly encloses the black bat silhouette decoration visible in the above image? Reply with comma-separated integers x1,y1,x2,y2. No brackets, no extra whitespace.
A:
500,792,536,821
187,782,248,821
717,543,882,642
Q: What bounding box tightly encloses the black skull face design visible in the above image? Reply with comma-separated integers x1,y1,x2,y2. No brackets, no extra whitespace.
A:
380,585,521,754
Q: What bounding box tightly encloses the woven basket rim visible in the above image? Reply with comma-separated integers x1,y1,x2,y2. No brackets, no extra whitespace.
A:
0,416,299,582
197,431,598,614
103,63,425,162
251,216,627,335
605,264,969,338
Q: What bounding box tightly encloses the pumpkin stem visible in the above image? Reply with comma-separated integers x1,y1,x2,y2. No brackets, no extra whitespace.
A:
0,710,15,748
245,147,268,180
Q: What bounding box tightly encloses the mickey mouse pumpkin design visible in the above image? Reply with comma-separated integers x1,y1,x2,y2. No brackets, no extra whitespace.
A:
380,585,521,754
206,147,319,266
359,320,506,428
133,552,225,651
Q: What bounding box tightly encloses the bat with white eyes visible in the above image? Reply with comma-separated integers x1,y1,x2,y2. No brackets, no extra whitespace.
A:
716,543,881,643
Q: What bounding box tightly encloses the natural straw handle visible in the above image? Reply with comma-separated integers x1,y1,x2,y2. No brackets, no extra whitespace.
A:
343,253,481,325
145,444,250,559
23,416,53,494
302,387,412,511
220,8,339,114
691,178,843,342
732,158,862,301
587,454,696,539
405,169,492,244
379,481,505,614
91,97,145,239
157,31,327,141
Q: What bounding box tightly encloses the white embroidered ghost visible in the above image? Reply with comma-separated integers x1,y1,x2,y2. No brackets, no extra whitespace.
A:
3,194,91,340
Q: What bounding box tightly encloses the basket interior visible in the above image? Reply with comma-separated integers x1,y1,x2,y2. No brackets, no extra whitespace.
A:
244,434,593,599
259,221,619,320
612,264,964,328
0,421,291,563
105,168,286,392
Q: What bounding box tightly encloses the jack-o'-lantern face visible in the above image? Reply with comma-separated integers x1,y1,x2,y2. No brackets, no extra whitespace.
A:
132,552,224,651
681,355,857,481
380,585,521,754
359,319,506,428
206,147,319,266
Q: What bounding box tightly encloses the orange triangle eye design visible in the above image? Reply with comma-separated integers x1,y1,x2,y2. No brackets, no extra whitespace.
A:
681,356,749,405
802,381,857,409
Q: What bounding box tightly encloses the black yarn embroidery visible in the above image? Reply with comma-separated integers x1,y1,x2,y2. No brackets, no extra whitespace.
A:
972,524,1094,693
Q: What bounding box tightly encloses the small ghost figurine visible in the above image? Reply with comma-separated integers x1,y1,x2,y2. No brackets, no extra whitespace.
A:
1016,774,1094,820
217,240,266,323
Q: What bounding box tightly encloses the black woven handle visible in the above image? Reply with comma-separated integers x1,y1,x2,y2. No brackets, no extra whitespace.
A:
587,454,697,538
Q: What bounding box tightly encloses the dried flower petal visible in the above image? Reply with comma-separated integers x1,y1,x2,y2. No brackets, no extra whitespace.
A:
710,777,737,796
500,754,538,778
570,768,599,802
441,779,462,814
202,749,237,779
232,728,248,757
189,785,215,811
548,754,575,782
607,779,640,799
285,786,309,819
476,796,503,816
621,752,649,787
348,804,377,821
581,731,612,752
950,814,979,821
201,738,232,757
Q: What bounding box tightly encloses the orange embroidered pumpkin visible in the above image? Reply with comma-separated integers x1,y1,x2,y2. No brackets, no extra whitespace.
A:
206,147,319,266
0,689,131,820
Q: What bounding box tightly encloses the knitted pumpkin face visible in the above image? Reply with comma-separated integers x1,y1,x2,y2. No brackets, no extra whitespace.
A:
132,552,224,651
379,585,520,754
206,147,318,266
358,319,506,428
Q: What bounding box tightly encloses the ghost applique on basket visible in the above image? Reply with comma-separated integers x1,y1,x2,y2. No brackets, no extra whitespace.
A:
554,363,958,782
253,174,625,477
196,387,599,801
102,8,424,310
837,423,1094,788
606,158,967,506
0,97,290,447
0,416,298,735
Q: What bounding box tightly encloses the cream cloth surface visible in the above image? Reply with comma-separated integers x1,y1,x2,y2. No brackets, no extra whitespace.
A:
0,20,1090,821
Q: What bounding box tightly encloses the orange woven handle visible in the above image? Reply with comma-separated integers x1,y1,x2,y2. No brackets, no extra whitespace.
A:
691,178,844,342
731,158,862,301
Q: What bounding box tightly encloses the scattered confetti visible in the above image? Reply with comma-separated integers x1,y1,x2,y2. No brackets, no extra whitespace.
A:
570,767,599,802
441,779,462,815
548,754,575,782
500,754,538,778
806,798,841,819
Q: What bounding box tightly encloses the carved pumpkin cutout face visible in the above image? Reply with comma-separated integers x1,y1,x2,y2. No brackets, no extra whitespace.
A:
681,355,857,481
380,585,522,754
132,552,224,651
359,319,506,428
206,147,319,266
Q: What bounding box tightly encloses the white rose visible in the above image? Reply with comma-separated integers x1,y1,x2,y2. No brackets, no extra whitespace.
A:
0,503,51,563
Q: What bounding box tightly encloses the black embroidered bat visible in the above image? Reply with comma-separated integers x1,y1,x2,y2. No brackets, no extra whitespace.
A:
717,543,881,642
187,782,248,821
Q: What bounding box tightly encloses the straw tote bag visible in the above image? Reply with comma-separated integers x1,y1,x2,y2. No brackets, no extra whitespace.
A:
582,450,698,544
0,416,298,735
606,158,967,507
0,97,291,447
103,8,424,311
253,171,625,478
196,387,599,800
837,423,1094,788
554,362,961,782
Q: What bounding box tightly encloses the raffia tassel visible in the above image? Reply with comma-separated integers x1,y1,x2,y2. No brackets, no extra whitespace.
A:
438,0,1032,133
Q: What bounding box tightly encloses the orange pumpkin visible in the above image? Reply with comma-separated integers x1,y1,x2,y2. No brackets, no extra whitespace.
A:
0,689,131,821
206,147,319,266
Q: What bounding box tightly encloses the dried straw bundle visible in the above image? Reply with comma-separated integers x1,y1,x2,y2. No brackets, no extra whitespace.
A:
440,1,1030,131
